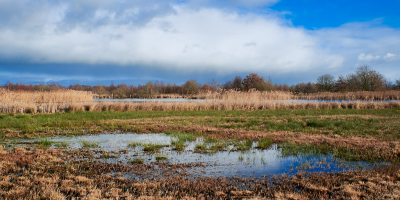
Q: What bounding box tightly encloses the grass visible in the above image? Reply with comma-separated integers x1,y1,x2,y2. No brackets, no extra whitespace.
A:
128,142,141,148
2,108,398,141
278,142,393,162
256,137,273,149
54,141,69,148
101,152,118,159
36,138,53,148
129,158,145,164
233,139,253,151
155,154,168,161
143,144,168,152
81,140,99,148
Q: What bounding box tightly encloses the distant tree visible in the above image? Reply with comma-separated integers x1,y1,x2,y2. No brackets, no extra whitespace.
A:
316,74,335,92
345,74,360,92
182,79,200,94
224,80,233,90
334,75,347,92
211,79,218,92
202,83,212,91
242,73,265,91
137,82,159,98
232,76,243,90
165,83,173,94
396,79,400,90
355,65,386,91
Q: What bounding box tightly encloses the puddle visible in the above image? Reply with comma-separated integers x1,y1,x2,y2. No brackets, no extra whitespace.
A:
14,133,384,179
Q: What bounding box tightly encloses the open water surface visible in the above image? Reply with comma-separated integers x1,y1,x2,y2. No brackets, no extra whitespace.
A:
12,133,386,179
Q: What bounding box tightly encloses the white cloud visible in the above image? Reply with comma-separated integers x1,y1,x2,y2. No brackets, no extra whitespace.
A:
384,53,396,59
358,53,381,61
0,0,399,80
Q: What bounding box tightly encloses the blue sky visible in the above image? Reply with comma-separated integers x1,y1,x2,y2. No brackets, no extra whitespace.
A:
0,0,399,86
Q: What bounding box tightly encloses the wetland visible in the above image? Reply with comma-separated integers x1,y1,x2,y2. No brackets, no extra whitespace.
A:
1,108,400,199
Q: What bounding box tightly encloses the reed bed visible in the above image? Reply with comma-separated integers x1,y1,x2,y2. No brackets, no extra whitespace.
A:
296,90,400,100
189,90,293,100
0,89,93,114
0,88,92,104
2,100,399,114
1,89,400,114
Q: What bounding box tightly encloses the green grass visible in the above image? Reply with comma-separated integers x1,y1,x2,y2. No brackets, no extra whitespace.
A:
233,139,253,151
130,158,145,164
278,142,394,162
101,152,118,159
54,141,69,148
128,142,141,148
143,143,168,152
155,154,168,161
81,140,99,148
36,138,53,148
256,137,273,149
0,109,399,141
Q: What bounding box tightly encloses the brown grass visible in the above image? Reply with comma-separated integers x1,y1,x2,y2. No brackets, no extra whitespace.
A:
1,89,400,114
296,90,400,100
1,147,400,199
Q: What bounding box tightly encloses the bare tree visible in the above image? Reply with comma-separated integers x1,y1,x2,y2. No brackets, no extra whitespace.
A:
316,74,335,91
355,65,386,91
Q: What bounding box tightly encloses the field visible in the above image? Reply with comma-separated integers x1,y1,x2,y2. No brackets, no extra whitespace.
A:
1,90,400,199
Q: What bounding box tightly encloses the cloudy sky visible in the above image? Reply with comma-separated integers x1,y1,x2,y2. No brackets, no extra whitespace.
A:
0,0,399,86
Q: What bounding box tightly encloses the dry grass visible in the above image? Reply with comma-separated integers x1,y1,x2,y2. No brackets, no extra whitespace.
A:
296,90,400,100
0,88,93,103
0,89,93,114
1,146,400,199
1,99,400,114
1,89,400,114
189,90,293,100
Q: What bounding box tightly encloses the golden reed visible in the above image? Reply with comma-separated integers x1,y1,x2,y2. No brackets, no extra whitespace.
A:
295,91,400,101
1,89,399,114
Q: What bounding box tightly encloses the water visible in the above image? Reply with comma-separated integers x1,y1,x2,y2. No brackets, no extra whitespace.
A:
16,133,384,179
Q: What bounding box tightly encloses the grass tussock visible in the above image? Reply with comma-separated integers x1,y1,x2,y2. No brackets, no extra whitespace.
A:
81,140,99,148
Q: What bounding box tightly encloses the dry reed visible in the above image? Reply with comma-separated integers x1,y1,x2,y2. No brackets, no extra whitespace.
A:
1,89,399,114
0,89,93,114
296,90,400,101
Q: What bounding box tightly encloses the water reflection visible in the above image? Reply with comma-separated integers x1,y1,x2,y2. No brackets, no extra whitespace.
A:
17,133,382,178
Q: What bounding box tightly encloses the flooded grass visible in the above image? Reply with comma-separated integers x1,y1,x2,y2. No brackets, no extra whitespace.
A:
81,140,99,148
130,158,145,164
155,154,168,161
54,141,69,148
2,132,399,199
143,143,169,152
1,108,400,198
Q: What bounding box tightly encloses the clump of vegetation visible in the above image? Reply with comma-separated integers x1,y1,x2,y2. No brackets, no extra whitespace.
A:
129,158,145,164
128,142,141,148
36,138,53,148
54,141,69,148
256,137,273,149
194,143,207,151
101,152,118,159
233,139,253,151
171,139,187,151
143,143,168,152
155,154,168,161
81,140,99,148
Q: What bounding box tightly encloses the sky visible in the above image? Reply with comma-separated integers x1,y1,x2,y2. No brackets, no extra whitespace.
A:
0,0,399,86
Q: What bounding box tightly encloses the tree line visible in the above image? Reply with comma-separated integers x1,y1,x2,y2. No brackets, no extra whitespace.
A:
2,66,400,98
